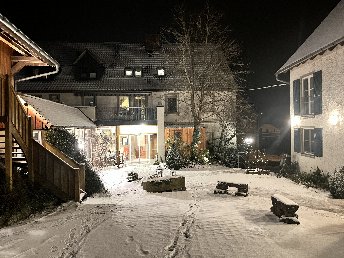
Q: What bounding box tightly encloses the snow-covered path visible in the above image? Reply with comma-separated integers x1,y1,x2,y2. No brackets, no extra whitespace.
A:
1,164,344,258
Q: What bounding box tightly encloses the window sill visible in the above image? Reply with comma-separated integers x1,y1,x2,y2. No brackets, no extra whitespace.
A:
166,112,179,115
301,152,315,158
301,114,315,118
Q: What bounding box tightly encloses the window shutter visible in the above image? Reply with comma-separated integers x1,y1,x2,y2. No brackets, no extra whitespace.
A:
314,128,323,157
313,71,322,115
294,128,301,153
293,79,300,115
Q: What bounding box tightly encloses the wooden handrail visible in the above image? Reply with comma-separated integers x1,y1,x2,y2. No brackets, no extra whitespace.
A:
32,140,85,202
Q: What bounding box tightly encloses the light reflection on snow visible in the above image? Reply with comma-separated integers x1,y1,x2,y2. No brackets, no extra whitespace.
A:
28,230,46,237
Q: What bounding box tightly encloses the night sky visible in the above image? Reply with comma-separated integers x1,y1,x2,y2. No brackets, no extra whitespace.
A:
0,0,341,128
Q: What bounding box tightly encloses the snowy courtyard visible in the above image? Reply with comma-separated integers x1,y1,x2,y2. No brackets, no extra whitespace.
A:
1,164,344,258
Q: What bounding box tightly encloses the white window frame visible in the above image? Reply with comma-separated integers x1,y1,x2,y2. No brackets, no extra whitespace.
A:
301,74,314,115
301,127,315,155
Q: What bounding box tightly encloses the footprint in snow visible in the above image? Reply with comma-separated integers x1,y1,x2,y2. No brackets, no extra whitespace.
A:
136,243,150,256
126,235,134,244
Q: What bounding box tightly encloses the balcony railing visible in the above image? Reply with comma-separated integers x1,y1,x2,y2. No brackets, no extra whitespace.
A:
96,107,157,122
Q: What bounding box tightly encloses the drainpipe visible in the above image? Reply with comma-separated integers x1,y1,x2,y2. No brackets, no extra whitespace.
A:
0,14,60,81
275,71,290,85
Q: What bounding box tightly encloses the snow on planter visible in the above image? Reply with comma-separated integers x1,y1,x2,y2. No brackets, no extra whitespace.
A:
142,175,186,193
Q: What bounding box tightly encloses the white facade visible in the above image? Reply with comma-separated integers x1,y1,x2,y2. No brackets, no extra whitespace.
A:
290,44,344,173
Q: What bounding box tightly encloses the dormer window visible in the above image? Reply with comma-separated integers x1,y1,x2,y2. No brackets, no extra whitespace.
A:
135,68,142,77
125,68,133,77
157,67,165,76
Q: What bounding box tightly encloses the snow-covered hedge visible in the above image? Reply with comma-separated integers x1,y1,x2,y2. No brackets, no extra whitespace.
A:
329,167,344,199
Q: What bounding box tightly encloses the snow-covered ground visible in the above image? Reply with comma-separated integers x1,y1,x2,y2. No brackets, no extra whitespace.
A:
1,164,344,258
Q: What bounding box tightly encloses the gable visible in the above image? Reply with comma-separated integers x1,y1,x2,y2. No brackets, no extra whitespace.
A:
277,0,344,75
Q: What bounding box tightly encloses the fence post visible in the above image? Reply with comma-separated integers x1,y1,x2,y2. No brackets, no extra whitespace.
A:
79,164,85,192
27,116,34,183
4,75,13,192
74,168,80,202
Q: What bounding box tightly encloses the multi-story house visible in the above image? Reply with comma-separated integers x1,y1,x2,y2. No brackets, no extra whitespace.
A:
276,0,344,173
17,39,233,164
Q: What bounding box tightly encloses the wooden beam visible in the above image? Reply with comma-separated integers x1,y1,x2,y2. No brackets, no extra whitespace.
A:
11,61,26,74
0,35,26,55
11,60,49,74
11,56,45,64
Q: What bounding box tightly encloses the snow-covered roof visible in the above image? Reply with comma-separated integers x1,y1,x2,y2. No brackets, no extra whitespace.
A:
20,94,95,128
276,0,344,75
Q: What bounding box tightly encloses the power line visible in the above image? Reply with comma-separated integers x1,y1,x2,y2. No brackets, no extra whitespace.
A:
248,83,288,91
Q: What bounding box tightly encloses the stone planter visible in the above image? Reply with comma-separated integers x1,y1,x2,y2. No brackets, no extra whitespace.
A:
142,176,186,193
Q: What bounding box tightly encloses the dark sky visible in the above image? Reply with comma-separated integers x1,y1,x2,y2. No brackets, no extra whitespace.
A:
0,0,341,127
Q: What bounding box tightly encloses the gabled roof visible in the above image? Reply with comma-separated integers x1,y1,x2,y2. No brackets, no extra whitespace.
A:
20,94,96,128
16,42,232,93
276,0,344,75
17,42,171,92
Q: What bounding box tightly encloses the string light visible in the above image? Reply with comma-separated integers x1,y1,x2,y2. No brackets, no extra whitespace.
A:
247,83,287,91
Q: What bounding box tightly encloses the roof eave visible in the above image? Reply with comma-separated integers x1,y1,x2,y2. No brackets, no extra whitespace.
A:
0,13,59,68
276,36,344,76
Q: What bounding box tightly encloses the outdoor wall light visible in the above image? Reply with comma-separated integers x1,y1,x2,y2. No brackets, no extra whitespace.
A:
291,116,301,127
78,141,85,150
244,137,254,145
329,111,340,125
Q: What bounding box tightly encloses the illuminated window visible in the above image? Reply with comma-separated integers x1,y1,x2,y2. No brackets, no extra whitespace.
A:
135,68,142,77
119,96,129,109
157,67,165,76
125,68,133,77
89,72,97,79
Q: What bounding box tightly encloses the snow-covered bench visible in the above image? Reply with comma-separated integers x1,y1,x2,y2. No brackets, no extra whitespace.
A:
271,194,300,224
214,181,249,196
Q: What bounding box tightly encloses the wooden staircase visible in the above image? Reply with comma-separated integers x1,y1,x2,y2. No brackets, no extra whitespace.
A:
0,75,85,202
0,130,27,171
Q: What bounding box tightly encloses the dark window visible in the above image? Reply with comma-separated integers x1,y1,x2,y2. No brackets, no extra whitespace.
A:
84,96,95,106
166,96,178,113
294,71,322,116
49,94,60,103
299,127,323,157
301,75,314,115
174,131,182,140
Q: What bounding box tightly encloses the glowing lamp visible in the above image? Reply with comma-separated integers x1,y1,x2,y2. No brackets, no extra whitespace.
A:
291,116,301,127
329,111,340,125
244,137,254,145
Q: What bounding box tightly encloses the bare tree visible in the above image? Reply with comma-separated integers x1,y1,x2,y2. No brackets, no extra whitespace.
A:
162,3,251,159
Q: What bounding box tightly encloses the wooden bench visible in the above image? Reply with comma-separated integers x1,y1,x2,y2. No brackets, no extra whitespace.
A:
271,194,300,224
214,181,249,196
